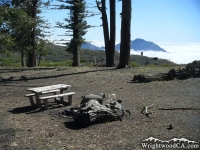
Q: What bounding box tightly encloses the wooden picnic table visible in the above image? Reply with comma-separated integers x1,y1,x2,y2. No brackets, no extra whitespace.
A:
26,84,76,110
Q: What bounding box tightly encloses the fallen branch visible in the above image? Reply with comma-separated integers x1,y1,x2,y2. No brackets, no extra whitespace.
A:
159,107,200,110
141,104,154,117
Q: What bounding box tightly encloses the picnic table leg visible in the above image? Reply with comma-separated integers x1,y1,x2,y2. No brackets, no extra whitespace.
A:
43,99,49,110
35,93,42,108
53,92,57,103
68,95,72,105
60,88,64,102
59,88,71,105
29,96,35,107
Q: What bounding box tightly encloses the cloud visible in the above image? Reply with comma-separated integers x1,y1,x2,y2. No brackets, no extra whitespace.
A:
90,40,120,47
131,43,200,64
46,38,70,46
48,38,105,47
89,40,105,47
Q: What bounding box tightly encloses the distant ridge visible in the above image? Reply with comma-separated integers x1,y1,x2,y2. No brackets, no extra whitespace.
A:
81,42,105,50
115,38,166,52
81,38,166,52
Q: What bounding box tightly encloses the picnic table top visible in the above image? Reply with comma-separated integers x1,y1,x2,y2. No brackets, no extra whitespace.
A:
27,84,71,93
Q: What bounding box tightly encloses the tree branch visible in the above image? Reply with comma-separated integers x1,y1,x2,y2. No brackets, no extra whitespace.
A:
96,0,102,12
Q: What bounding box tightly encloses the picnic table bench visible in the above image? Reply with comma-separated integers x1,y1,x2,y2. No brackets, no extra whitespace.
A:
25,84,76,110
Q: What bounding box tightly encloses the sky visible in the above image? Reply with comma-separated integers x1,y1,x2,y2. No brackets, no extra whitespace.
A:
42,0,200,64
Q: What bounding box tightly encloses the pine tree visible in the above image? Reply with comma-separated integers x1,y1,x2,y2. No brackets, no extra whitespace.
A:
57,0,89,67
0,2,34,58
12,0,51,67
11,0,37,67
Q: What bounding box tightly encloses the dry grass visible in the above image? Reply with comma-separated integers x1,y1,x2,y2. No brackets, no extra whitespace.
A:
0,66,200,150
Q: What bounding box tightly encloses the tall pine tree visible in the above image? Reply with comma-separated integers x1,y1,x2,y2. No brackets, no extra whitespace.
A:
57,0,89,67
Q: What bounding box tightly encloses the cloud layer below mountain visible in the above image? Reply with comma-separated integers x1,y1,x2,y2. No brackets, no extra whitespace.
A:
130,43,200,64
50,38,200,64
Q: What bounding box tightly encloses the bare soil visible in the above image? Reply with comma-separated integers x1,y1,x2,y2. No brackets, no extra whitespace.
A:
0,67,200,150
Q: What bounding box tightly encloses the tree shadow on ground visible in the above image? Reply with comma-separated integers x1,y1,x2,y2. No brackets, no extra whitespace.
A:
0,68,116,83
8,102,71,114
64,120,103,130
0,84,39,87
8,106,42,114
64,121,88,130
0,67,56,73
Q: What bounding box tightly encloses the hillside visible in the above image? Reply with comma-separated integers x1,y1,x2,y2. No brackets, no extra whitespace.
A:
0,43,174,67
45,43,174,66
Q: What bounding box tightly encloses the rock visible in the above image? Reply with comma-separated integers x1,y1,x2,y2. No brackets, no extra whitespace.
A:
167,124,173,130
167,69,177,79
62,107,80,116
10,142,18,147
80,93,105,105
72,100,126,126
59,104,64,107
132,74,151,82
186,60,200,73
49,132,54,137
27,129,32,132
117,99,122,103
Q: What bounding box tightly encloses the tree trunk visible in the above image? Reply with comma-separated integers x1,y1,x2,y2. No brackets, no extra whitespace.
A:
72,0,80,67
96,0,110,67
102,0,110,67
109,0,116,67
27,0,37,67
72,45,80,67
21,51,25,67
117,0,131,69
27,31,36,67
38,54,41,67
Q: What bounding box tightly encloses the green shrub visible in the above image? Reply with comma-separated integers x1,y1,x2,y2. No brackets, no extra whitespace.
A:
146,64,156,67
161,64,170,67
97,62,106,67
0,57,20,66
130,62,139,67
40,60,56,67
64,60,73,67
39,60,73,67
80,59,87,62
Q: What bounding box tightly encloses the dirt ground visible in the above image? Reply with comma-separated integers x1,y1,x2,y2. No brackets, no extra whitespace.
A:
0,66,200,150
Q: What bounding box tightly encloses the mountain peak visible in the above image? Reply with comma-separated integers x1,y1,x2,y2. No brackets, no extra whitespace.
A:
81,43,105,50
81,38,166,52
135,38,144,41
115,38,167,52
